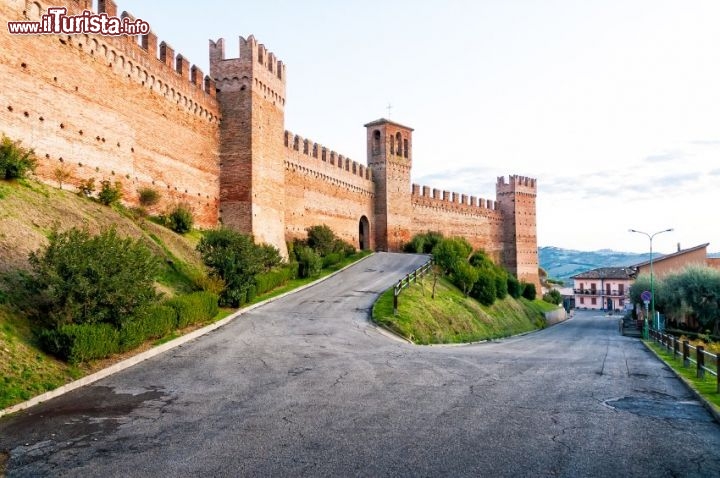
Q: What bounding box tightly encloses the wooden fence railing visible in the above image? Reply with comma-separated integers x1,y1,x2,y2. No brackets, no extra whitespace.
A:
393,259,433,315
649,329,720,393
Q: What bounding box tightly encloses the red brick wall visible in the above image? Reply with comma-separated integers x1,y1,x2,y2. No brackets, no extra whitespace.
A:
283,131,374,249
0,0,220,225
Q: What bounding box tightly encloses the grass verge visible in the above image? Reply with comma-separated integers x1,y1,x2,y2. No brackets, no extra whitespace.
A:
373,276,557,344
645,341,720,411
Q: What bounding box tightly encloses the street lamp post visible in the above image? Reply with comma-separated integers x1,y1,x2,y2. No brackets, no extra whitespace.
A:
629,228,673,338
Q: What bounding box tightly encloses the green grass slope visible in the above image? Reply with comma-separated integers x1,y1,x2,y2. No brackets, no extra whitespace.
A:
373,276,558,344
0,179,209,409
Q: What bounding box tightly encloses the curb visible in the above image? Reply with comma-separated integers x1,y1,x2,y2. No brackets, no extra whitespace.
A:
642,341,720,425
0,253,375,419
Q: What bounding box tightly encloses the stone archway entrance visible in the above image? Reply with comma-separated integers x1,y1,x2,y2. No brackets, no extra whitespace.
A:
358,216,370,251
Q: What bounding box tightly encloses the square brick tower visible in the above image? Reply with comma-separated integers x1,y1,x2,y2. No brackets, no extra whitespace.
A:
365,119,414,251
210,36,288,256
496,176,540,290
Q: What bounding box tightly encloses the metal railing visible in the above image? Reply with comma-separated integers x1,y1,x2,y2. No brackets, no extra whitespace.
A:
393,259,433,315
573,289,628,297
649,329,720,393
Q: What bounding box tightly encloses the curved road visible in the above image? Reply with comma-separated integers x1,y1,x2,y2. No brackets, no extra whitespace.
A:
2,253,720,477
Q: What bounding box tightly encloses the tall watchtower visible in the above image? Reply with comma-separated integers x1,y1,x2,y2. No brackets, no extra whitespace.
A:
365,119,414,251
209,36,288,256
496,176,540,289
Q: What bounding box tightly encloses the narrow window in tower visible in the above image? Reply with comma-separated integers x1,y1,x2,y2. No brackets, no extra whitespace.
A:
373,130,381,154
396,132,402,156
404,139,409,158
390,135,395,155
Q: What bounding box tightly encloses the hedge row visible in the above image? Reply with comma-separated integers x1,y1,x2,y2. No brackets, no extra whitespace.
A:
254,263,298,296
39,292,219,363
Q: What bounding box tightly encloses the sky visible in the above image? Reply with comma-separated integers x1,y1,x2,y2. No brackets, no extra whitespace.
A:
111,0,720,254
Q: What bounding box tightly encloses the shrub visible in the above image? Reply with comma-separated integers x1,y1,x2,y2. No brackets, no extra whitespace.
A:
98,180,122,206
166,203,194,234
39,323,120,364
507,275,522,299
0,135,37,180
77,177,96,197
257,243,282,272
167,291,219,328
138,187,161,207
29,227,161,329
306,224,336,256
471,270,497,306
543,289,563,305
452,260,479,297
295,245,322,278
119,303,177,350
494,270,509,299
197,229,267,307
522,282,537,300
322,252,342,268
254,265,297,295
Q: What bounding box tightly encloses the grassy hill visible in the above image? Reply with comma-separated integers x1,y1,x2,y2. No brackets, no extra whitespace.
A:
0,179,211,408
539,246,652,283
373,276,558,344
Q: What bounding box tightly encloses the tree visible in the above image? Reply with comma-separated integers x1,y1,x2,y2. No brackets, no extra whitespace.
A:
77,177,96,197
452,260,479,297
53,166,71,190
543,289,563,305
196,229,278,307
671,266,720,334
0,135,36,180
432,237,472,274
29,227,161,329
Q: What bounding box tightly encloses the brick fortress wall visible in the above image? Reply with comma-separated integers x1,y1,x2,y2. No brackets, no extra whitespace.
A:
1,1,539,287
0,0,220,225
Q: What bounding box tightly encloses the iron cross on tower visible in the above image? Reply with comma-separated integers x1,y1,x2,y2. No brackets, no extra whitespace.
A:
386,103,393,118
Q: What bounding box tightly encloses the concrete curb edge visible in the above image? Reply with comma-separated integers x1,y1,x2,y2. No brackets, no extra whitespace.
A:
642,340,720,425
0,253,375,418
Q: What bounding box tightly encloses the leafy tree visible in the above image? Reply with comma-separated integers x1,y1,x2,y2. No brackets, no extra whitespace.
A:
196,229,272,307
670,266,720,334
452,260,479,297
98,180,122,206
53,166,71,190
432,237,472,274
29,227,161,329
543,289,563,305
405,231,444,254
0,135,36,180
295,245,322,278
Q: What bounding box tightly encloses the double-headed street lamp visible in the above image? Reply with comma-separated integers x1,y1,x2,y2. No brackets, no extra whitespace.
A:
629,228,674,338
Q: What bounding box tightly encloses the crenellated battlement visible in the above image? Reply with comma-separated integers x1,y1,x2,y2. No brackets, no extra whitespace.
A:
284,130,372,183
14,0,220,121
496,175,538,196
210,35,286,108
411,183,500,213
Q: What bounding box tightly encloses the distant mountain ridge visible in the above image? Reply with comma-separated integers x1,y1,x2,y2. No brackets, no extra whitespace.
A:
539,246,652,283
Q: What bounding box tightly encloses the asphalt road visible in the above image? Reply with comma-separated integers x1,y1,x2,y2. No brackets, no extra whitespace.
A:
2,252,720,477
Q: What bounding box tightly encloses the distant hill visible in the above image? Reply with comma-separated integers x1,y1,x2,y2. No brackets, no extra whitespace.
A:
539,247,652,283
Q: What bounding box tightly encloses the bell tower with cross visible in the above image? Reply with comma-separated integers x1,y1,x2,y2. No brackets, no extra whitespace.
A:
364,117,414,251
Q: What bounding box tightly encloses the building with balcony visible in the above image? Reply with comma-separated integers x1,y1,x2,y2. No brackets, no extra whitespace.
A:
572,267,633,311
